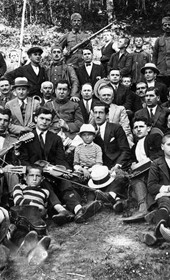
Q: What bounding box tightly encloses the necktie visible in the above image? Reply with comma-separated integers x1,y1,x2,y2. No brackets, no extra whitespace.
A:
39,132,45,151
20,101,25,119
150,108,154,122
85,100,90,114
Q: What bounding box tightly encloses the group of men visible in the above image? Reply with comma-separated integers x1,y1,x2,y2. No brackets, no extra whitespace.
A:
1,12,170,265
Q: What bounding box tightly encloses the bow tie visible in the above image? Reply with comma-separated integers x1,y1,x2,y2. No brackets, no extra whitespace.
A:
85,62,91,67
0,133,6,138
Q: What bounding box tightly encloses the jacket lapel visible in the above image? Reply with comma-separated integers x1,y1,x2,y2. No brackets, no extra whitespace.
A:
13,99,24,125
159,158,170,181
44,131,54,160
153,106,161,125
24,97,32,125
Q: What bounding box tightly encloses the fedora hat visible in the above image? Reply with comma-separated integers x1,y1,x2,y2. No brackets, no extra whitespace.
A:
88,165,114,189
27,46,43,56
141,63,160,75
12,77,30,89
94,78,113,99
79,124,96,135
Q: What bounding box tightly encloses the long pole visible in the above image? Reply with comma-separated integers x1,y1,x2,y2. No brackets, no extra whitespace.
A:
19,0,27,65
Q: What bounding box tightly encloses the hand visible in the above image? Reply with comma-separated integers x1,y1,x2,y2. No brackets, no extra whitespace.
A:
110,164,122,172
59,119,69,131
82,168,90,179
70,97,80,102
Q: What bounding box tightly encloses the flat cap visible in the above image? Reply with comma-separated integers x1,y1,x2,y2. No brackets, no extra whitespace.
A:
27,46,43,56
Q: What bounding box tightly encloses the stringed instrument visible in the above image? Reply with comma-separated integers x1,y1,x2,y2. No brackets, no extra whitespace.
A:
0,132,34,158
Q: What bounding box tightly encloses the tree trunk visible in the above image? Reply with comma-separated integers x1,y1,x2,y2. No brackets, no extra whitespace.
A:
106,0,116,22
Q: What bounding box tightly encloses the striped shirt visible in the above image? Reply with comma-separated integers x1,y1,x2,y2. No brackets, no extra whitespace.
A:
74,142,103,168
13,184,49,211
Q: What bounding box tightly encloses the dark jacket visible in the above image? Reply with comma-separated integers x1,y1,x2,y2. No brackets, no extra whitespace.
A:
79,98,95,124
108,51,133,76
0,52,7,77
113,84,133,111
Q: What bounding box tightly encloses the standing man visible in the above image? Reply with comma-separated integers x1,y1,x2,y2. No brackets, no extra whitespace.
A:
46,44,79,102
141,63,168,103
152,16,170,87
5,77,40,136
76,46,106,89
59,13,90,68
100,30,116,75
45,80,83,139
4,46,47,97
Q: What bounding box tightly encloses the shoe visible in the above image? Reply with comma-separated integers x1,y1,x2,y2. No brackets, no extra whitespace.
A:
52,210,74,226
17,230,38,257
95,190,115,204
155,219,166,238
122,210,147,223
28,236,51,265
160,223,170,242
113,200,124,213
145,210,157,224
75,200,102,223
139,231,157,246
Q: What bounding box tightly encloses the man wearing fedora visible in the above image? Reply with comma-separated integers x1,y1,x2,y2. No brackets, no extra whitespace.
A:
59,13,91,68
4,46,47,97
46,44,80,102
141,62,168,103
152,16,170,88
5,77,40,136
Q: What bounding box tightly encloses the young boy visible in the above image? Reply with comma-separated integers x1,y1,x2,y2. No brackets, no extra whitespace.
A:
142,133,170,245
74,124,103,178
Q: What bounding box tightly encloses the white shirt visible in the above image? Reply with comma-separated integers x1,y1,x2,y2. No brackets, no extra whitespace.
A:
85,62,93,76
31,65,39,75
83,99,92,112
165,157,170,169
147,105,157,116
97,122,107,140
36,128,47,143
0,137,5,150
135,137,149,162
18,98,28,107
147,81,155,88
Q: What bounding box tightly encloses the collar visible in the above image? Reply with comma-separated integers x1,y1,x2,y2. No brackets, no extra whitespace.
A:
83,142,94,147
55,97,69,104
147,105,157,112
36,128,48,136
135,49,143,53
85,62,92,67
98,121,107,131
72,29,81,34
18,98,28,105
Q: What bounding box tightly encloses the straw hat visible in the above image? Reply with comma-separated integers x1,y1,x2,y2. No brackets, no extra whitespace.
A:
88,165,114,189
141,63,160,75
79,124,96,135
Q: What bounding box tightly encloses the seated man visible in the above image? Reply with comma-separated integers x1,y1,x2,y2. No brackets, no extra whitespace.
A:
141,133,170,246
92,82,134,147
123,117,163,223
135,81,147,108
0,78,15,108
40,81,54,105
92,101,131,171
19,107,102,224
76,46,106,89
79,83,96,124
45,80,83,139
46,44,79,102
135,87,170,133
5,77,40,136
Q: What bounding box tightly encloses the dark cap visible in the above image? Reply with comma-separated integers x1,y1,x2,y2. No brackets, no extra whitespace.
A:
27,46,43,56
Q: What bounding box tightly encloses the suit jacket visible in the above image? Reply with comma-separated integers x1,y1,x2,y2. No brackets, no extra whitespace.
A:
76,63,106,88
4,63,47,97
94,122,131,170
131,133,163,163
113,84,132,111
135,105,170,132
5,97,40,135
20,130,68,167
79,98,95,124
154,81,168,103
148,157,170,197
108,51,133,76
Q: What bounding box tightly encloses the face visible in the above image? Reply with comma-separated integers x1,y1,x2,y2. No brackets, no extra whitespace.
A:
71,18,82,30
81,84,93,100
93,106,107,125
10,52,18,62
15,86,28,100
136,83,147,97
103,32,112,42
162,137,170,158
55,83,69,101
0,113,9,132
117,38,126,49
98,87,114,105
41,82,53,99
81,132,95,144
134,37,143,48
35,113,52,131
29,52,42,64
0,80,11,95
122,77,131,88
144,69,156,82
133,121,150,139
145,90,159,107
109,70,121,84
162,22,170,34
167,114,170,128
51,48,62,62
26,168,42,188
82,49,93,63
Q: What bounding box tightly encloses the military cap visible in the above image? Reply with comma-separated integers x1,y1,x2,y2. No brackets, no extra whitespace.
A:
162,16,170,24
51,44,62,52
71,13,82,21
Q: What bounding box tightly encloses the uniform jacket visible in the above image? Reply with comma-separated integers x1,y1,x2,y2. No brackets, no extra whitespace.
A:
108,51,133,76
4,62,47,97
5,97,40,135
131,50,151,84
148,157,170,197
152,35,170,76
46,63,79,98
94,122,131,170
76,63,106,88
45,98,83,139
